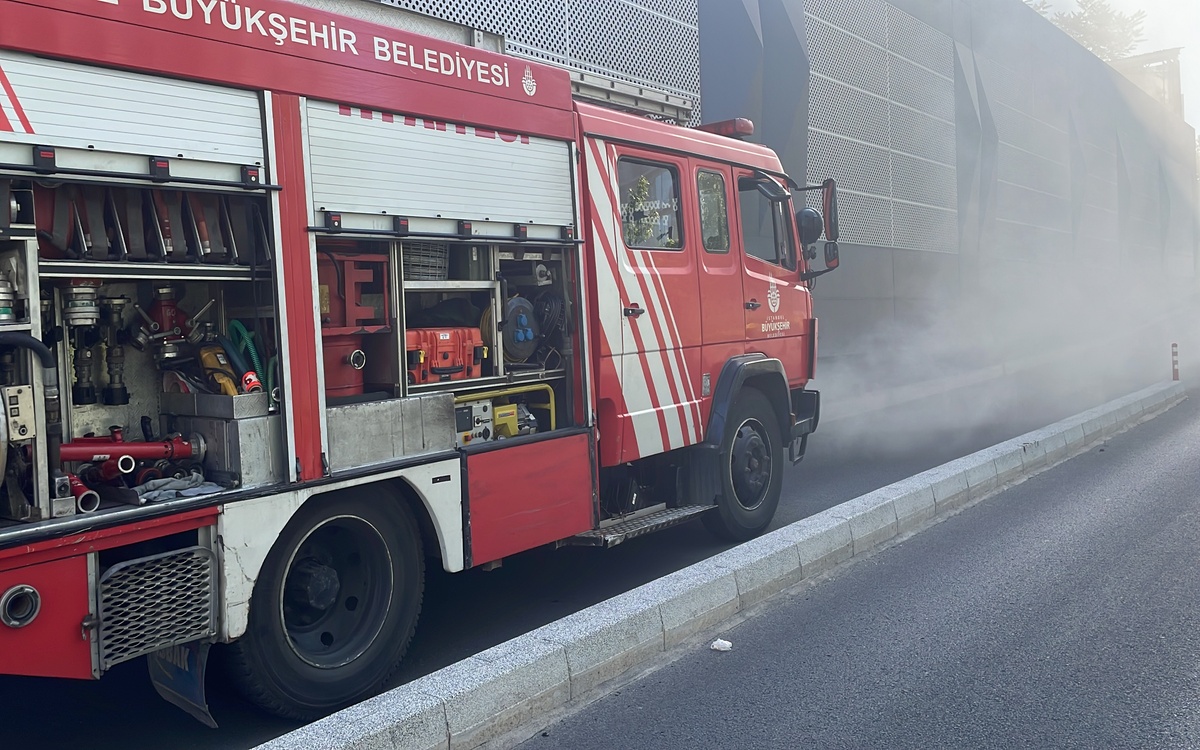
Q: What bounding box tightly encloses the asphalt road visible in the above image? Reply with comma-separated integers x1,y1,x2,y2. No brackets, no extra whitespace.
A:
522,390,1200,749
0,360,1174,749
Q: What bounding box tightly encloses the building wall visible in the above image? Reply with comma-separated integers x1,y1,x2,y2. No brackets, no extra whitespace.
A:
700,0,1199,368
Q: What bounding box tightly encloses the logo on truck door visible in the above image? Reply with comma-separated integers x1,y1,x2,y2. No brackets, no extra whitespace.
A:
760,279,791,337
767,281,781,313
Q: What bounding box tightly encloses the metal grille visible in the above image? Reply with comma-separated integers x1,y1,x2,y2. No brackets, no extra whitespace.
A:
376,0,701,112
401,241,450,280
804,0,958,253
98,547,216,670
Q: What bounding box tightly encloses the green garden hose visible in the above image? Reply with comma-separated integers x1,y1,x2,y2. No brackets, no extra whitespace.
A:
227,320,264,377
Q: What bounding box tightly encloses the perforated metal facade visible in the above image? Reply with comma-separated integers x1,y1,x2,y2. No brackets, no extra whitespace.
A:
804,0,958,253
376,0,702,110
975,53,1078,264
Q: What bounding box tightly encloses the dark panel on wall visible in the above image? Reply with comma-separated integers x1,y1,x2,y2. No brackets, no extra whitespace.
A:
697,0,764,125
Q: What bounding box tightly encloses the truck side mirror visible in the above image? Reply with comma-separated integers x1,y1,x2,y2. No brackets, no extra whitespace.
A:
821,178,839,243
824,241,839,270
798,177,842,281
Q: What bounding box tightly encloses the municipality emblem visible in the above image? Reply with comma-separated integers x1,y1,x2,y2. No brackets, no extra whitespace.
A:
767,281,781,313
522,66,537,96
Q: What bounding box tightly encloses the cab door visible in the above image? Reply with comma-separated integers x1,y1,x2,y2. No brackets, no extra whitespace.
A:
582,137,702,464
693,162,748,431
694,163,743,348
732,171,811,382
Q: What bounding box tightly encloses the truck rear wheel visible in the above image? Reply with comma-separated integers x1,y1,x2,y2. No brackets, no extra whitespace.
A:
227,492,424,720
703,388,784,542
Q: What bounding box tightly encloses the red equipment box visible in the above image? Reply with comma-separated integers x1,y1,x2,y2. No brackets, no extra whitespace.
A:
406,328,487,384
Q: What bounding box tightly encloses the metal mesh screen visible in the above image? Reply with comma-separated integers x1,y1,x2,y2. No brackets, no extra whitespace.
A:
804,0,958,253
98,547,216,670
977,55,1074,260
376,0,701,110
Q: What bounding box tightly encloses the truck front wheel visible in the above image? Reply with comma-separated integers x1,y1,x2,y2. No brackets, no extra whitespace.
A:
703,388,784,541
227,492,424,720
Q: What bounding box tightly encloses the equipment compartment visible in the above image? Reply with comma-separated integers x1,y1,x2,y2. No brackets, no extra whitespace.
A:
0,174,283,524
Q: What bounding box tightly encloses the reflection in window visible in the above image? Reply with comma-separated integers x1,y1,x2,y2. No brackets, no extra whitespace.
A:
619,159,682,250
738,178,795,269
698,170,730,253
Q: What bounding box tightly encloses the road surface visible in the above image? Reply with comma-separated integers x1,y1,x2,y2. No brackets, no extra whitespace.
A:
523,392,1200,749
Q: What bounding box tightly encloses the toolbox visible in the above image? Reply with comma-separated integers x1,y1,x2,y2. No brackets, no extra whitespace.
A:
406,327,487,384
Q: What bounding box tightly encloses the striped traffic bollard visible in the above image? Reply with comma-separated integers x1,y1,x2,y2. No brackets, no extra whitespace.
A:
1172,343,1179,381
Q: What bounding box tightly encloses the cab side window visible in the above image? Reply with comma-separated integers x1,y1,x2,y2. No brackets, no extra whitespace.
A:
737,177,796,270
619,159,683,250
697,170,730,253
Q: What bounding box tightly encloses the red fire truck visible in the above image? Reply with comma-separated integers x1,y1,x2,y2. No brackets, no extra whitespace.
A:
0,0,839,725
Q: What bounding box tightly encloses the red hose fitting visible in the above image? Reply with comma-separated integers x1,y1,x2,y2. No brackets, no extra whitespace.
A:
66,473,100,513
60,432,206,464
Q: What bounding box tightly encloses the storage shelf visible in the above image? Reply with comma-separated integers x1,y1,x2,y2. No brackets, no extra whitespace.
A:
39,259,261,282
404,280,496,291
407,368,566,396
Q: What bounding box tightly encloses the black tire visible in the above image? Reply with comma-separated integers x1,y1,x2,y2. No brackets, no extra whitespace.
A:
703,388,784,542
226,491,424,720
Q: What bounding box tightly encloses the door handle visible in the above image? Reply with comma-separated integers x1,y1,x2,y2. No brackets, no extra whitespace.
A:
623,305,645,317
745,300,761,310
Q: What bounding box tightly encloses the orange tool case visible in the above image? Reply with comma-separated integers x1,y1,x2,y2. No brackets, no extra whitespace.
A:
405,328,487,384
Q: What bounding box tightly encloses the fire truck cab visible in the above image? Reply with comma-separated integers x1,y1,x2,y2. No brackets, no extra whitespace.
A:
0,0,838,724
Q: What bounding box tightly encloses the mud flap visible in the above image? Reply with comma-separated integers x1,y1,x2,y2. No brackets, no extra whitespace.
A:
147,640,218,728
789,433,809,465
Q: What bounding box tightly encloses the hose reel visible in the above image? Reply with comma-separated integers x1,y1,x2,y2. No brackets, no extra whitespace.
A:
482,295,541,363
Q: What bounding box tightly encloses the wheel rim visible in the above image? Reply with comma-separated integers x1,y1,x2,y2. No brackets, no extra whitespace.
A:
280,515,393,669
729,418,772,512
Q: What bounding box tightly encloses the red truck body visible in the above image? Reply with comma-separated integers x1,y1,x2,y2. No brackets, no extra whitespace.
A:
0,0,834,722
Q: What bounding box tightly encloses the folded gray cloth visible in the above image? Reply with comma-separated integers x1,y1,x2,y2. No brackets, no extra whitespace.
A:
135,472,225,503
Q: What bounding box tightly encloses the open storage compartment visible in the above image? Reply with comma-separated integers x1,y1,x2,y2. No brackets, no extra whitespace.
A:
0,170,286,525
317,229,582,470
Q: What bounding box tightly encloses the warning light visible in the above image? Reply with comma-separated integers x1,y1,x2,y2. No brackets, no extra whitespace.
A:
694,118,755,139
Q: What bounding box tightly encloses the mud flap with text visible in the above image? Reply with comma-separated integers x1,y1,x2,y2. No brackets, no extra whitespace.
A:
147,640,218,728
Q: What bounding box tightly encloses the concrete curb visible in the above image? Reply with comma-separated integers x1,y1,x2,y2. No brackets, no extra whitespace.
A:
255,381,1187,750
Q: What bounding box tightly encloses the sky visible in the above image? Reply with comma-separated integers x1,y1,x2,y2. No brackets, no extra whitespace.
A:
1051,0,1200,129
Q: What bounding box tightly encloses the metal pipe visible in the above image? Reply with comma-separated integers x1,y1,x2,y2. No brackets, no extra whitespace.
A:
67,473,100,513
59,433,203,463
83,455,136,484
